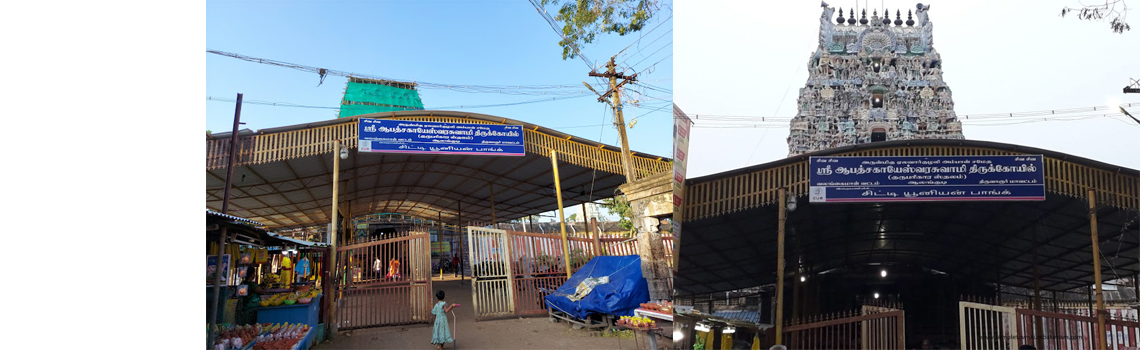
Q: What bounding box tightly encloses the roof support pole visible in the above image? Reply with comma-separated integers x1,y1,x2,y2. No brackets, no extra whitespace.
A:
438,211,443,278
1032,218,1045,350
1088,189,1108,350
458,201,464,286
551,150,573,279
489,182,497,227
590,217,603,257
1053,290,1061,349
209,93,243,349
775,187,788,346
326,141,341,338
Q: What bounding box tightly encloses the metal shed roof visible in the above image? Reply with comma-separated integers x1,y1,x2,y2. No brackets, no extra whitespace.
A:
206,110,671,230
676,139,1140,296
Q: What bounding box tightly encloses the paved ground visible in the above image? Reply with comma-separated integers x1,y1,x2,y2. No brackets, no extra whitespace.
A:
313,279,671,349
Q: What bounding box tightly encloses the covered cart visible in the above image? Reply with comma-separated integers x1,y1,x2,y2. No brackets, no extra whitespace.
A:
543,255,651,328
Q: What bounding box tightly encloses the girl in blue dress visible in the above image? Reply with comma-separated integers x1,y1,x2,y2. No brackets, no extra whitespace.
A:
431,290,458,349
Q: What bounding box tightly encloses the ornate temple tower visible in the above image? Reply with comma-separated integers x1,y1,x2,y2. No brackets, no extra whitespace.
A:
787,3,964,156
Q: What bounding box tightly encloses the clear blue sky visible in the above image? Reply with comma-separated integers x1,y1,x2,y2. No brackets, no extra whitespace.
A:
206,0,673,160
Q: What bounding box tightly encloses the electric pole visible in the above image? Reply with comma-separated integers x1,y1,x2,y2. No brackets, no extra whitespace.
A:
1125,78,1139,94
589,56,638,182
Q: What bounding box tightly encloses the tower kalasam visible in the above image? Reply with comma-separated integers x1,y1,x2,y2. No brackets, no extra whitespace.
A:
788,3,964,156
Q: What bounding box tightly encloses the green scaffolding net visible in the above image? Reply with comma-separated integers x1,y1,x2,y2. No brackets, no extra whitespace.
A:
338,78,424,118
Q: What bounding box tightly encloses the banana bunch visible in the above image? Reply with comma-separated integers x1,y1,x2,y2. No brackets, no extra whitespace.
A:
617,315,656,329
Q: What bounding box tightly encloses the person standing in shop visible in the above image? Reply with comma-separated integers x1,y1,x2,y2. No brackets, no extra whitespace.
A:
387,257,401,280
279,251,294,287
236,268,267,325
452,255,460,277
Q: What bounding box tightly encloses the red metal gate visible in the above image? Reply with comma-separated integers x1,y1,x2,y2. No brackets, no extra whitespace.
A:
334,232,432,330
784,307,906,350
468,228,675,320
507,231,596,316
1011,307,1140,350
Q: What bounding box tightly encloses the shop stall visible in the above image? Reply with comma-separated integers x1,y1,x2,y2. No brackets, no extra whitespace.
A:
208,210,330,349
674,308,772,350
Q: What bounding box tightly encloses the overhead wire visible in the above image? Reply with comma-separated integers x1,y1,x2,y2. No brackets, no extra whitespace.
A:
207,49,602,96
745,48,806,165
688,114,1140,129
616,13,673,58
684,102,1140,123
527,0,596,71
206,93,595,111
626,43,673,73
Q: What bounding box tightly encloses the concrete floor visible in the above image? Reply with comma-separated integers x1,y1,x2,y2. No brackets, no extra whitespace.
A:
312,279,670,349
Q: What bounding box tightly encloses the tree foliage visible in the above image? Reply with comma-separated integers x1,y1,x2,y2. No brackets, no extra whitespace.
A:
539,0,659,60
600,195,634,236
1062,1,1131,33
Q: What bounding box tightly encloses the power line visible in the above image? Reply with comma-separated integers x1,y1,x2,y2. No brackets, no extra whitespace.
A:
207,49,601,96
527,0,596,71
684,102,1140,123
688,113,1140,129
620,29,673,71
206,93,594,111
432,94,594,109
626,42,672,72
206,97,339,110
631,53,673,77
616,14,673,58
635,82,673,94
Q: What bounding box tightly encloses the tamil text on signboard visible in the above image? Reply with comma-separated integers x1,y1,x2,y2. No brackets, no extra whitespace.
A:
808,155,1046,203
358,119,525,156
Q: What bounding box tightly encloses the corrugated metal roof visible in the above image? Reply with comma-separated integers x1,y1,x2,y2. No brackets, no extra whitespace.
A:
207,209,264,226
267,232,328,248
207,210,327,247
712,310,761,325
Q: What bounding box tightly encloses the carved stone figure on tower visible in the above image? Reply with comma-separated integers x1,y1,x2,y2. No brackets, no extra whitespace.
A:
820,5,836,47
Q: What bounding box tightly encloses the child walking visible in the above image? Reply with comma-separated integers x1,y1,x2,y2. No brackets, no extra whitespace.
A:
431,290,459,350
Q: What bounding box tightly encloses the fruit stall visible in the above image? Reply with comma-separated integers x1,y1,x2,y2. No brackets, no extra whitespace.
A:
618,301,674,350
211,323,314,350
208,211,331,349
256,285,323,330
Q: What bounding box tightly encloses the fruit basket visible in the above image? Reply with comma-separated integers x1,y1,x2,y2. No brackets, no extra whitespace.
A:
298,297,312,304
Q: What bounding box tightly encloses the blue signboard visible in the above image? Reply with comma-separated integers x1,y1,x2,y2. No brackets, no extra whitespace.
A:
358,119,525,156
808,155,1045,203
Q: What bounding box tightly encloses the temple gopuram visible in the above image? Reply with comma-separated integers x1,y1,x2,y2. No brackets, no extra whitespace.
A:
788,3,964,156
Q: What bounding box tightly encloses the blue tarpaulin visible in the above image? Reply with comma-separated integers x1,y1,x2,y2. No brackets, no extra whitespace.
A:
543,255,650,320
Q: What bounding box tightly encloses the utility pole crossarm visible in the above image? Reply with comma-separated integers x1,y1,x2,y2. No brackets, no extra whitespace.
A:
590,60,638,103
